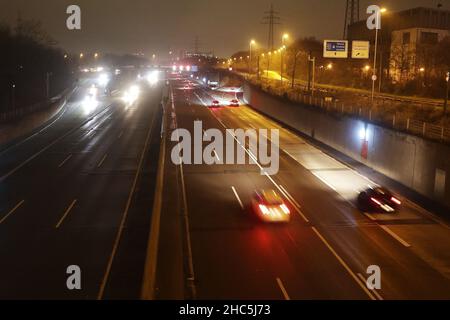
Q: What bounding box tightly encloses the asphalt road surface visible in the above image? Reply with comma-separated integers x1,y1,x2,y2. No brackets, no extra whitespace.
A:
2,72,450,300
153,76,450,300
0,75,164,299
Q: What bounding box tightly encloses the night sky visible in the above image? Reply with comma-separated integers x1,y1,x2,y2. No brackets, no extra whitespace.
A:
0,0,447,57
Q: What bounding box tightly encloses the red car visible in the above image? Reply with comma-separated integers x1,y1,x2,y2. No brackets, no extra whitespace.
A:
251,190,291,223
229,99,240,107
210,100,220,108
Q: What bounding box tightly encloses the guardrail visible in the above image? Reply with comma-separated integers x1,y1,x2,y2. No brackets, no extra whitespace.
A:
260,82,450,143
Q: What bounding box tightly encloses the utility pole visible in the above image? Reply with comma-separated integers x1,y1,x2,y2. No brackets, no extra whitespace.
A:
291,51,301,89
257,54,261,80
343,0,360,39
445,71,449,116
11,83,16,110
262,4,281,51
308,53,316,95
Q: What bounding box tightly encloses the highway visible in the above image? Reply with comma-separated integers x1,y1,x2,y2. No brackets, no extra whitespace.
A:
152,76,450,300
0,74,164,299
2,72,450,300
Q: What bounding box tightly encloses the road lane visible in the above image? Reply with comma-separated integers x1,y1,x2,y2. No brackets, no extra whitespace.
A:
195,85,450,299
0,77,164,299
154,80,372,300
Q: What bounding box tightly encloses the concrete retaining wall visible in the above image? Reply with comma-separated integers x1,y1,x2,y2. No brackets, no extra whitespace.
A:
243,82,450,209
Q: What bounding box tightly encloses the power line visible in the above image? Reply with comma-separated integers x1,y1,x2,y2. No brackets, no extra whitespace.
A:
262,3,281,51
343,0,360,39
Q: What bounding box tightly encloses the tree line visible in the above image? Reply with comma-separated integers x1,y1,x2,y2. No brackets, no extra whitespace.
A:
0,19,73,112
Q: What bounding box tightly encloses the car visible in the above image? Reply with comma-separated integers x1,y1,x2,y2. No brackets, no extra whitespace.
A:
357,187,402,213
251,189,291,223
229,99,239,106
210,100,220,108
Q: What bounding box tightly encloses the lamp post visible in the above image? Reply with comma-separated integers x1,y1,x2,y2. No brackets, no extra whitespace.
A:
267,52,272,82
445,71,449,116
291,51,301,89
11,83,16,110
281,34,289,85
308,53,316,95
249,40,255,75
371,8,386,107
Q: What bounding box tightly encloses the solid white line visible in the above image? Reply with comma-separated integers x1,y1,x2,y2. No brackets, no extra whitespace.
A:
178,139,197,297
380,225,411,248
363,212,377,221
58,154,72,168
141,96,168,299
0,104,114,183
276,277,291,300
97,153,108,168
231,186,244,210
311,226,377,300
0,200,25,225
312,171,337,191
283,150,296,161
97,103,157,300
357,273,384,300
55,199,77,229
279,185,301,208
202,93,309,223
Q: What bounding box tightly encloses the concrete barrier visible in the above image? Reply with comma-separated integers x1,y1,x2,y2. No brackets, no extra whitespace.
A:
243,82,450,209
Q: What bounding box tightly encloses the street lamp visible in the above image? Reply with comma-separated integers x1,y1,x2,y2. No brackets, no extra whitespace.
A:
249,39,256,75
445,71,449,115
371,8,387,107
11,83,16,110
80,53,84,59
267,52,272,80
94,53,99,59
280,34,289,84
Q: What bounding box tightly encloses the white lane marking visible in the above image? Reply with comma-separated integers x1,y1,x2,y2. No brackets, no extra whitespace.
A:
177,132,197,297
311,226,377,300
97,103,158,300
279,185,301,208
231,186,244,210
312,172,337,191
198,89,309,223
97,153,108,168
284,150,296,161
58,154,73,168
357,273,384,300
363,212,377,221
55,199,77,229
276,277,291,300
0,200,25,224
118,130,124,139
0,104,114,183
379,225,411,248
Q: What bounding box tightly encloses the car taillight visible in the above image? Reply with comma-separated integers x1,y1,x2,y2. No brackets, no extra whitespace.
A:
280,204,290,214
391,197,401,205
370,197,382,206
259,204,270,215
